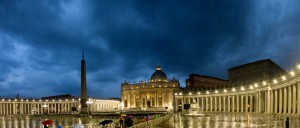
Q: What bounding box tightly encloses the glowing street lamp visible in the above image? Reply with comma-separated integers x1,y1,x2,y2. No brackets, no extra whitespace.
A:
290,71,295,76
263,81,267,85
282,76,286,81
273,79,278,84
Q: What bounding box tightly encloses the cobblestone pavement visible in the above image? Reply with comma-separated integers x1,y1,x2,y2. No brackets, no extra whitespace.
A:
156,112,300,128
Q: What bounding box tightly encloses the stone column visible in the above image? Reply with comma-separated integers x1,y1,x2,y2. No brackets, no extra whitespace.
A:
250,95,253,112
150,93,152,107
278,88,283,113
214,97,217,111
140,93,143,108
258,92,261,112
232,95,235,112
274,90,278,114
288,86,292,114
298,82,300,115
245,94,250,112
4,103,6,114
47,103,50,114
223,96,226,112
133,94,136,108
270,90,273,114
293,84,296,114
241,95,244,112
128,94,131,108
162,92,165,107
235,95,240,112
219,97,222,111
267,90,271,113
204,97,209,111
211,97,213,111
197,97,200,109
228,96,231,112
200,97,203,111
284,87,287,114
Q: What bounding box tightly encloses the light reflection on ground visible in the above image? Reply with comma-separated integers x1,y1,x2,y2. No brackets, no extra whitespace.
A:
157,112,300,128
0,115,120,128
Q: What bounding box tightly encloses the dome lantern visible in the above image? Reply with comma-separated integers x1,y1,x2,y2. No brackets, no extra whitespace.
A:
150,65,168,83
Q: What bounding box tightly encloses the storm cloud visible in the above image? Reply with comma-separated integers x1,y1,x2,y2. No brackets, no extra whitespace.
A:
0,0,300,98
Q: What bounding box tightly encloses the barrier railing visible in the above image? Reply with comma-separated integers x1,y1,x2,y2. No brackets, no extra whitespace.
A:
129,114,173,128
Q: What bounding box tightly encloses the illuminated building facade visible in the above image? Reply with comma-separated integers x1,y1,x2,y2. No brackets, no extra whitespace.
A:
174,59,300,116
121,65,180,111
0,96,120,115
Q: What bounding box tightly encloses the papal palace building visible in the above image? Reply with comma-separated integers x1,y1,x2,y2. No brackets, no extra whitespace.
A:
121,65,180,111
175,59,300,115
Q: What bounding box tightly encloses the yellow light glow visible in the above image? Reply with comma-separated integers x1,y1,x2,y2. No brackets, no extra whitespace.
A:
224,89,227,92
254,83,258,87
290,71,295,76
232,88,236,91
197,92,200,94
282,76,286,80
241,87,245,90
263,81,267,85
215,90,218,93
189,92,192,95
206,91,209,94
297,64,300,69
273,79,278,84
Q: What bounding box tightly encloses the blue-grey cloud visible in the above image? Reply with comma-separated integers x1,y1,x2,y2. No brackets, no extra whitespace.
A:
0,0,300,98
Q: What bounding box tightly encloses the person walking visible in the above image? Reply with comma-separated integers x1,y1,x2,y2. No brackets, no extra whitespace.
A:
119,115,125,128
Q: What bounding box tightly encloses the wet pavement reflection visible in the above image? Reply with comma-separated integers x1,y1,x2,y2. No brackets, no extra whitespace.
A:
0,115,120,128
157,113,300,128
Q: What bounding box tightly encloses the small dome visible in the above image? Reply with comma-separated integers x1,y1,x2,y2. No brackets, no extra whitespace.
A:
150,65,168,82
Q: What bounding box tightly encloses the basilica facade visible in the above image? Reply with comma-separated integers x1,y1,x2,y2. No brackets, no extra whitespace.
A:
121,65,180,111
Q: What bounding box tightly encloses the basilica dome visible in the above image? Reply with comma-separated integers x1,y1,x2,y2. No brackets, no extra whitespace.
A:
150,65,168,82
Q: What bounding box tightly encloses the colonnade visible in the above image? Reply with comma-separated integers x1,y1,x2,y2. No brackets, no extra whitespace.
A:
0,100,79,115
175,75,300,115
89,100,120,112
0,99,120,115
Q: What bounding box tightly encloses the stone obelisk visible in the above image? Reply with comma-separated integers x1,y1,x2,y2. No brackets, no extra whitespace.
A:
80,51,88,114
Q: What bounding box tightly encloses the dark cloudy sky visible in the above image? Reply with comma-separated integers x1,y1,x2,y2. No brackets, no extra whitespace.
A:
1,0,300,98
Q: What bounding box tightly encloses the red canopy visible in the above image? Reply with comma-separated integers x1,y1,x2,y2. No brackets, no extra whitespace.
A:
42,120,53,125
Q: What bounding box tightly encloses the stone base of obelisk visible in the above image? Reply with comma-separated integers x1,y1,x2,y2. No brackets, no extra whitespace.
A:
80,107,88,114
